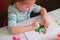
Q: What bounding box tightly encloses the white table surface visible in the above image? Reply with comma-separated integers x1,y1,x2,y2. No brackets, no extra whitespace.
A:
23,10,60,40
48,8,60,25
0,27,27,40
0,8,60,40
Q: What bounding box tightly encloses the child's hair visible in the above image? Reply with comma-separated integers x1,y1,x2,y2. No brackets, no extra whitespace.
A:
10,0,27,5
14,0,25,2
10,0,24,5
10,0,34,5
14,0,33,3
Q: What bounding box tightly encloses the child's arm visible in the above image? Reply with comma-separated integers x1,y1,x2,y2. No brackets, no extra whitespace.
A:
39,7,49,27
40,7,47,18
10,25,33,35
10,21,40,35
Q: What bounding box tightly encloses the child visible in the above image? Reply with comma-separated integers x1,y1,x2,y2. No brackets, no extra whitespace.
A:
8,0,49,35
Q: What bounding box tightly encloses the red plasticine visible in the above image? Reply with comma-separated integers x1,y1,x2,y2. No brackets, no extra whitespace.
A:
13,36,21,40
57,34,60,40
13,36,16,40
17,37,21,40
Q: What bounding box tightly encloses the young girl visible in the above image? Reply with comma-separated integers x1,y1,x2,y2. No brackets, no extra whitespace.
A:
8,0,49,35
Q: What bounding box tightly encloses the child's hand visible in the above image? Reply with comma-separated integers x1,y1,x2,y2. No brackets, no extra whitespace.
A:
42,17,49,28
31,21,40,30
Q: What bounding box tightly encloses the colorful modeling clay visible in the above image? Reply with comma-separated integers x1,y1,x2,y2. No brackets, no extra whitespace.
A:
17,37,21,40
13,36,16,40
13,36,21,40
36,25,45,33
57,34,60,40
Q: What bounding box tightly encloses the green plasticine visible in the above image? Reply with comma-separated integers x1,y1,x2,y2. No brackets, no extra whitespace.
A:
36,25,45,33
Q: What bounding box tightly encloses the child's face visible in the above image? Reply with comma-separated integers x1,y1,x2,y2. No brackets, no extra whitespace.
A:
16,0,35,13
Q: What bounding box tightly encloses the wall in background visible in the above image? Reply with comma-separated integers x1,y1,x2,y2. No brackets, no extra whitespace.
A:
31,0,60,17
0,0,10,12
36,0,60,11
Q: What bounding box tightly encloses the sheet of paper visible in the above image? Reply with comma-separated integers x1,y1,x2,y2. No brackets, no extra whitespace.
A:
23,16,60,40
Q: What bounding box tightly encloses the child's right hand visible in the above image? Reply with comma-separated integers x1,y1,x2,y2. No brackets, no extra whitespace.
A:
31,21,40,30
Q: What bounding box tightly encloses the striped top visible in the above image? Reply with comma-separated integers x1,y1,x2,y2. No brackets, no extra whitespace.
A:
8,4,41,30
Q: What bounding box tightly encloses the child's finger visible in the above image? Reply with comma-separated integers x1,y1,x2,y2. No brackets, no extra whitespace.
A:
46,22,49,28
42,27,47,34
44,21,47,27
44,21,49,28
43,28,47,32
42,30,46,34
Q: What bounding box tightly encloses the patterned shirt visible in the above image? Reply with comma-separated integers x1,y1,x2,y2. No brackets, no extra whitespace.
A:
8,4,41,30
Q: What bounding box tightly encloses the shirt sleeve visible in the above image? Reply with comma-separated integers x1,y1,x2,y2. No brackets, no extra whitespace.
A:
32,4,41,13
8,6,17,30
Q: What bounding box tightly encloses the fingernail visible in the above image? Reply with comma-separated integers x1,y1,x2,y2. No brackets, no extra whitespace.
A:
43,31,46,34
47,27,48,28
44,29,47,31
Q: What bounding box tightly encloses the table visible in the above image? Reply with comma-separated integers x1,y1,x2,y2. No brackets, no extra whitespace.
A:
0,8,60,40
48,8,60,25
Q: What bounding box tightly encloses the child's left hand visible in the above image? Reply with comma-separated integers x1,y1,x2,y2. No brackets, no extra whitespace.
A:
42,17,49,28
42,17,49,34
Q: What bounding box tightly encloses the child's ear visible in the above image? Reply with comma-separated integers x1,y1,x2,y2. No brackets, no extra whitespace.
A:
16,2,21,8
16,2,19,6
